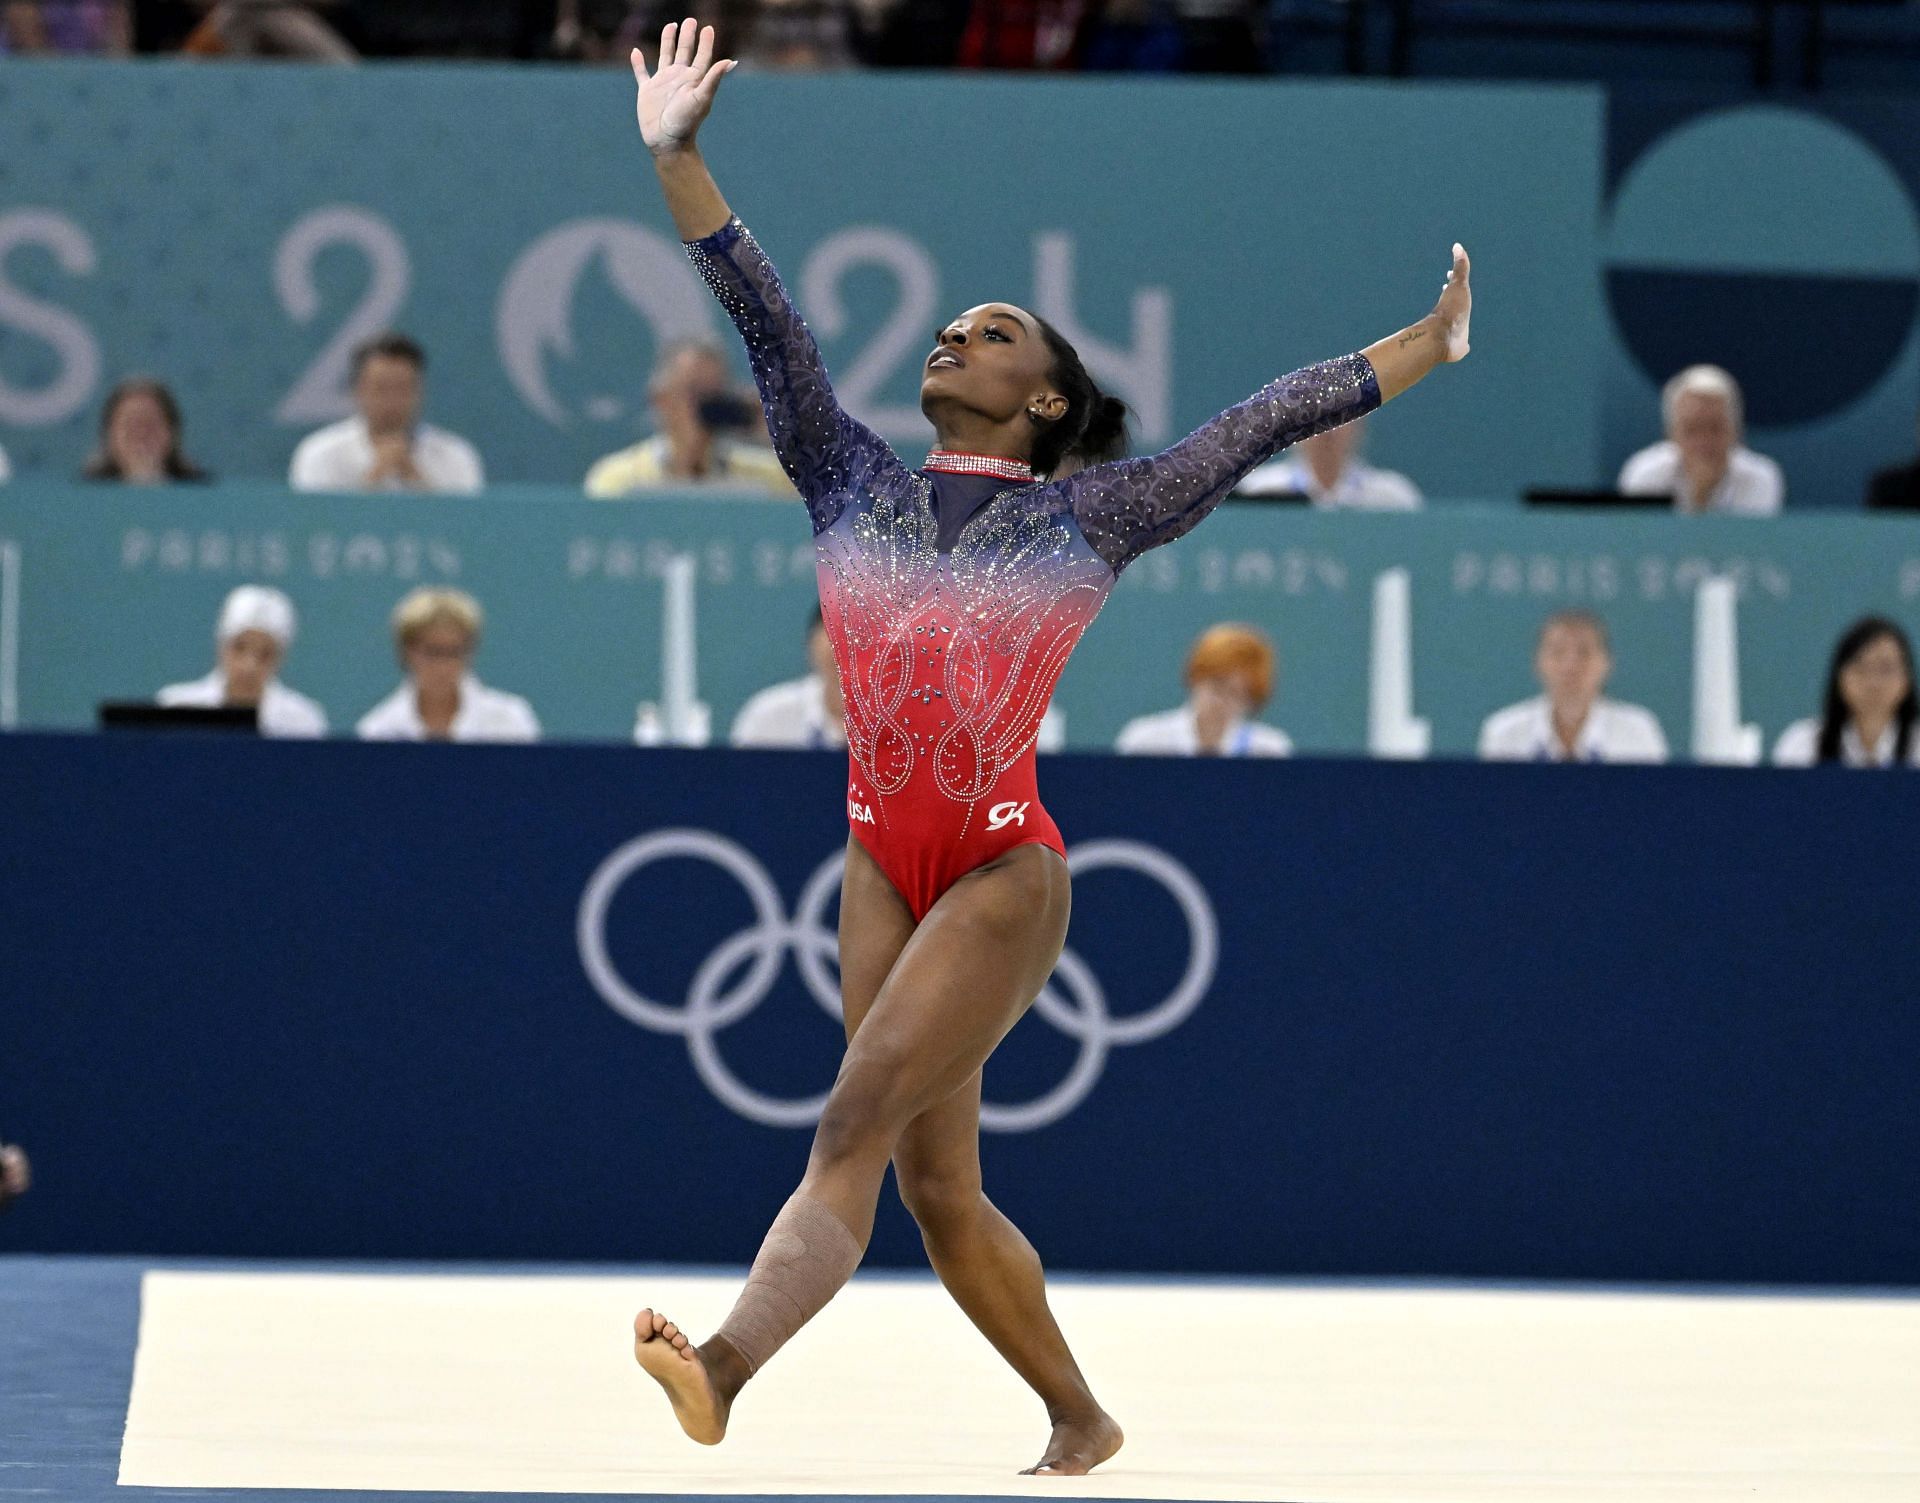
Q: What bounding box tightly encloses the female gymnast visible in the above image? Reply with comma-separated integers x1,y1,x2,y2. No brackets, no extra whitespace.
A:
629,21,1473,1476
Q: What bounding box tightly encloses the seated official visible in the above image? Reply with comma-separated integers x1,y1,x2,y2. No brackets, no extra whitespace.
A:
586,340,792,499
82,378,211,485
1479,610,1667,763
1235,416,1421,510
731,607,846,748
1117,624,1293,757
1618,365,1782,515
289,333,484,495
1865,406,1920,510
732,606,1063,750
358,588,539,743
157,585,327,737
1773,616,1919,767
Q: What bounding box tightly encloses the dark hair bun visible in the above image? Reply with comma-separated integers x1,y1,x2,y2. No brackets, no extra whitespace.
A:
1072,392,1131,469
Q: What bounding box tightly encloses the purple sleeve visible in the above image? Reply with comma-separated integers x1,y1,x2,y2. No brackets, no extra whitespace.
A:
1063,352,1382,572
685,217,896,532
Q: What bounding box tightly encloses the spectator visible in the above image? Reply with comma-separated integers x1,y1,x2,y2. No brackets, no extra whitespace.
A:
357,588,539,742
1,0,130,53
741,0,857,66
1235,416,1421,509
1773,616,1918,768
82,378,210,484
1116,623,1292,756
585,340,792,498
178,0,354,59
1619,365,1783,515
1865,405,1920,511
156,585,328,737
1479,610,1667,763
731,606,847,748
289,333,483,494
0,1141,28,1214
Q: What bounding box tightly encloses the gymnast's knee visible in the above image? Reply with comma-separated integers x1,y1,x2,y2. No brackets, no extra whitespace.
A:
895,1158,984,1240
810,1074,916,1173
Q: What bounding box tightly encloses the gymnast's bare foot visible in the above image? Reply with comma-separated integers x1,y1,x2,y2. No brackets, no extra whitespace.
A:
1020,1409,1124,1476
632,1309,732,1444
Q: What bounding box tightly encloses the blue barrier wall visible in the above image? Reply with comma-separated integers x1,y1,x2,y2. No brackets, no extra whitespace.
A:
3,733,1915,1284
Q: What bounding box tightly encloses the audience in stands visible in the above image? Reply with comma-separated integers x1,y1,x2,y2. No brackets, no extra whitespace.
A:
1116,623,1292,756
0,0,129,53
1773,616,1918,767
1619,365,1783,515
731,606,847,747
82,378,211,484
1478,610,1668,762
1236,416,1421,509
1865,405,1920,511
358,587,540,742
0,1140,28,1213
157,585,329,737
178,0,354,59
586,340,791,499
289,333,484,494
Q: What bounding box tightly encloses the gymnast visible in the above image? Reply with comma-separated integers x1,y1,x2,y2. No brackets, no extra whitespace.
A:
627,21,1473,1475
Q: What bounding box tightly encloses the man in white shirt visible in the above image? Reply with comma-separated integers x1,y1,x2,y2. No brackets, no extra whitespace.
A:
357,587,539,743
1234,417,1421,510
1618,365,1783,515
289,333,484,494
1479,610,1667,763
1117,623,1294,757
731,609,848,748
586,340,793,499
157,585,328,737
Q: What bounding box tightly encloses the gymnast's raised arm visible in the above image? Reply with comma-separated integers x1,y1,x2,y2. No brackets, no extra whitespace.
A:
1063,248,1473,572
633,23,891,528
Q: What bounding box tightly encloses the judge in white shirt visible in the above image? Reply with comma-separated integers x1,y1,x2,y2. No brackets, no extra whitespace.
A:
289,333,484,495
357,587,539,743
1233,416,1421,510
1479,610,1668,763
157,585,328,737
1117,623,1293,757
1618,365,1783,515
731,608,848,749
1773,616,1919,768
731,607,1064,750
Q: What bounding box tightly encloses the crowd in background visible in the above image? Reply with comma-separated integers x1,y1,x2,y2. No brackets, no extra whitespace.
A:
0,326,1916,513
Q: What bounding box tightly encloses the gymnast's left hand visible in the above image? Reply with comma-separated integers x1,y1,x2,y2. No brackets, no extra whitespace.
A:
1431,243,1471,362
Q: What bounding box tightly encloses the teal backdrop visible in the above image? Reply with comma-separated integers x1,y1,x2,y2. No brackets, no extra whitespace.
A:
6,481,1920,753
1,61,1601,497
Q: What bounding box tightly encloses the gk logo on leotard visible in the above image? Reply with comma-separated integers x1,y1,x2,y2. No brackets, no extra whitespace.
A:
986,800,1029,831
577,828,1218,1132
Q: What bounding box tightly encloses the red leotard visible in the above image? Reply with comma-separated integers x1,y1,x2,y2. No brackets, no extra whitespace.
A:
690,219,1379,920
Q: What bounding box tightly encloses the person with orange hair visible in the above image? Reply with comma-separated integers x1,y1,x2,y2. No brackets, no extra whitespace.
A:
1115,623,1293,757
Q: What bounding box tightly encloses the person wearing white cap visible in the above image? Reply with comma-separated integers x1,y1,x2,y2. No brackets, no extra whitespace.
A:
157,586,328,737
356,587,540,743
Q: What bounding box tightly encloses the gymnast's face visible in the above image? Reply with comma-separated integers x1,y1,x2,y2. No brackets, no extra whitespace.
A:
920,304,1067,446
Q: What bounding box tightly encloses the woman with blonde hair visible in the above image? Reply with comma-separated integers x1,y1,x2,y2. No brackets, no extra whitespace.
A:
356,588,539,743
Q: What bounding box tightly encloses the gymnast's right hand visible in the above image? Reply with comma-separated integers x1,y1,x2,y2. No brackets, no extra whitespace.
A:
632,20,736,156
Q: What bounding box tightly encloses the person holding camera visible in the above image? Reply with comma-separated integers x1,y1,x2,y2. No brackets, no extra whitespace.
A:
585,338,794,498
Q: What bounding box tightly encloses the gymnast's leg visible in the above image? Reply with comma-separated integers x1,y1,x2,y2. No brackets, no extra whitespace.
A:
891,1071,1123,1475
633,838,1073,1448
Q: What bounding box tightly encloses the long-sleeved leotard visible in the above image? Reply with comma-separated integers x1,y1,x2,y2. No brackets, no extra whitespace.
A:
690,217,1380,919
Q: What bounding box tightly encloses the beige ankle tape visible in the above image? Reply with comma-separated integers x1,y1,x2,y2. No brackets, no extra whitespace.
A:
713,1193,864,1375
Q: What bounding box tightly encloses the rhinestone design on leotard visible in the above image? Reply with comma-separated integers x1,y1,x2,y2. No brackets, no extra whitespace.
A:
687,216,1380,854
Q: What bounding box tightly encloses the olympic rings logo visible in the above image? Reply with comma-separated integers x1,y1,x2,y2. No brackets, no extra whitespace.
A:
576,828,1219,1133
